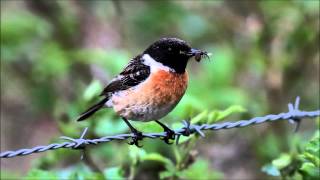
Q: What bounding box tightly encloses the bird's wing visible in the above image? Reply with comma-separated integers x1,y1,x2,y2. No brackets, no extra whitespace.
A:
100,55,150,96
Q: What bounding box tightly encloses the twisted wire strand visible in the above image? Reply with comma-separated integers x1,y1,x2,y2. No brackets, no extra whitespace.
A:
1,97,319,158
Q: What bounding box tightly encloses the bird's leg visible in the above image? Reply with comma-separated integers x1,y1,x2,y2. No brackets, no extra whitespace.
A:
155,120,175,144
122,118,143,147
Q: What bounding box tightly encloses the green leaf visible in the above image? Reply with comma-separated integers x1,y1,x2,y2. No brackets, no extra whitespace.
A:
83,80,103,101
141,153,169,163
262,130,320,178
188,105,246,126
191,110,208,124
103,167,125,180
159,171,175,179
261,164,281,176
179,159,223,180
209,105,246,123
305,130,319,154
299,130,320,167
300,162,320,177
272,153,292,169
300,152,320,167
141,153,175,170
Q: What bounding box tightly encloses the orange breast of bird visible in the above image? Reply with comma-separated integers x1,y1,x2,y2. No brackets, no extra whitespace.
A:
112,70,188,121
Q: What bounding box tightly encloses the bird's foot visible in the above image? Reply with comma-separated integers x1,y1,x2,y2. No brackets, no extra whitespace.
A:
156,120,176,144
128,130,144,147
161,127,176,144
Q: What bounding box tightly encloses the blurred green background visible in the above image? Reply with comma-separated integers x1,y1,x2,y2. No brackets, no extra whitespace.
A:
1,0,319,179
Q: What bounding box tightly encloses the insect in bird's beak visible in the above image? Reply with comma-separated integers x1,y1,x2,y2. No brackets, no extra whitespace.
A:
188,48,211,62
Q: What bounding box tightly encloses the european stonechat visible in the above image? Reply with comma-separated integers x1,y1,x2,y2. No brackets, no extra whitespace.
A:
77,37,209,146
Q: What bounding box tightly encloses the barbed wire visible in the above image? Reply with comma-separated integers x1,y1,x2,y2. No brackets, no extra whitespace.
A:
1,97,319,158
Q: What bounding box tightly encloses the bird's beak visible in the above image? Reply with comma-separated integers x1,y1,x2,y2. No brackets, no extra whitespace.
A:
189,48,202,56
188,48,210,62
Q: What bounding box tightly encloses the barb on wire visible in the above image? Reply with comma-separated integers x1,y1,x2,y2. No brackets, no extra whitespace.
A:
1,97,319,158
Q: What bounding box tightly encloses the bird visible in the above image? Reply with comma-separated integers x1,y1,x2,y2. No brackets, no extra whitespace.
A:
77,37,209,146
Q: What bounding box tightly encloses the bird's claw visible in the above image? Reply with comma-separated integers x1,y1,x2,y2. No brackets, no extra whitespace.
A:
161,128,176,145
128,131,144,147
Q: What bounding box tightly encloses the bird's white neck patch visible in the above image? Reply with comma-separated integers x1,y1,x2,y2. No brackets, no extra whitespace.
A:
142,54,174,72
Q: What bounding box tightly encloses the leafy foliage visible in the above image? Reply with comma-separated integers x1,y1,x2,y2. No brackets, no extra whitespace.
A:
262,130,320,179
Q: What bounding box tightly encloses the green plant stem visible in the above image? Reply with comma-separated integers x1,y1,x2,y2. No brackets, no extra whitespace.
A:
128,163,136,180
179,138,197,170
173,146,182,166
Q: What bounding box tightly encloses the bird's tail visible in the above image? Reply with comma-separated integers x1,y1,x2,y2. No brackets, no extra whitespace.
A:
77,97,109,121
